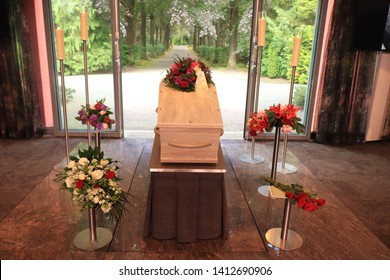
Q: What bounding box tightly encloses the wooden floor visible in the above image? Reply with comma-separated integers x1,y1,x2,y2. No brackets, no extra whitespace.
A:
0,136,389,260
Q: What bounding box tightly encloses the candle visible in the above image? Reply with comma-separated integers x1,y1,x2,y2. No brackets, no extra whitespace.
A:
55,28,65,60
80,11,88,40
291,34,302,66
257,12,266,47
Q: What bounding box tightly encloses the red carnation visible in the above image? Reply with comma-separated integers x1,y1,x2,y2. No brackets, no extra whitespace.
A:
76,180,84,189
106,171,115,179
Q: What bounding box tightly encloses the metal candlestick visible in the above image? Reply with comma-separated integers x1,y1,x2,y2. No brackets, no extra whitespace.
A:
274,66,298,174
258,126,281,197
265,198,303,250
82,40,92,146
53,59,70,172
73,208,113,251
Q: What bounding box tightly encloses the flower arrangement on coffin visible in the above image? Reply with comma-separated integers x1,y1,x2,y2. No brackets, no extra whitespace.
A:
264,177,326,211
163,56,213,92
247,103,305,136
55,146,129,220
76,98,115,131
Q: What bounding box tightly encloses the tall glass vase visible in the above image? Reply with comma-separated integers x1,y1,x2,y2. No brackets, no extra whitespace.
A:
95,130,101,148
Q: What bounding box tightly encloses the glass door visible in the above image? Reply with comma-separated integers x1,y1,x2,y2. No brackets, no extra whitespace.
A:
50,0,123,138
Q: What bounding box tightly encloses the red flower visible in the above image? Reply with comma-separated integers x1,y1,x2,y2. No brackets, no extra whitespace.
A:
106,171,115,179
190,61,201,70
316,198,326,207
76,180,84,189
303,202,318,211
285,191,294,200
94,183,100,189
103,117,111,124
179,80,190,88
269,104,285,120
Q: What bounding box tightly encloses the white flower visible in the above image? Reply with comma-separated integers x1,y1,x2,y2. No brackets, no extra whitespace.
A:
100,159,109,166
102,123,109,130
78,172,86,180
100,110,106,115
91,170,104,180
101,204,112,213
65,177,73,188
67,160,76,168
78,157,89,165
93,196,100,204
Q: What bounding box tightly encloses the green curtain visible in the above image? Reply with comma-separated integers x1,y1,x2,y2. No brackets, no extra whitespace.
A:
315,0,377,144
0,0,41,138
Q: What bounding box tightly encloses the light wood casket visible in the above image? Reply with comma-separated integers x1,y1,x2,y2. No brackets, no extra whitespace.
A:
156,81,223,164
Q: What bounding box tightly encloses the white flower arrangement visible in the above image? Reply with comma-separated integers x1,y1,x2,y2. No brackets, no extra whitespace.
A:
55,146,128,219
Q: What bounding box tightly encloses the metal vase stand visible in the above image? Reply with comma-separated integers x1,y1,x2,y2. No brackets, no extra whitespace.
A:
73,207,113,251
269,65,298,174
73,129,112,250
260,127,303,250
240,23,265,164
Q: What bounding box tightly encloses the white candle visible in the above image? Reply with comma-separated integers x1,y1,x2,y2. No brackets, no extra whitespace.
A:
55,28,65,60
291,34,302,66
257,12,266,47
80,11,88,40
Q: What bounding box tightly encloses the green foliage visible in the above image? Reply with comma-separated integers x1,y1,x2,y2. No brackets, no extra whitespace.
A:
197,46,229,66
293,84,308,107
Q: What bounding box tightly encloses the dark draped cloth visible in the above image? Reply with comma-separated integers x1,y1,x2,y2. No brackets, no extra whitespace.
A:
315,0,377,144
0,0,41,138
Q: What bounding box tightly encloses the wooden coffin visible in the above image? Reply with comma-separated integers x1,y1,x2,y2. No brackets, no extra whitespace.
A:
156,81,224,164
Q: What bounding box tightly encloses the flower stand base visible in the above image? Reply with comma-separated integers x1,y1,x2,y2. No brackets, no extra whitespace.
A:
268,162,297,174
73,227,113,251
265,227,303,251
239,154,265,164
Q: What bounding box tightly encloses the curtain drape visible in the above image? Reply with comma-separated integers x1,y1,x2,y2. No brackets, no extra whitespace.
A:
0,0,41,138
315,0,377,144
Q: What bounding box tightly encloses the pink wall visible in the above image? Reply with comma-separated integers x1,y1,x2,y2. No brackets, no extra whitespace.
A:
25,0,54,128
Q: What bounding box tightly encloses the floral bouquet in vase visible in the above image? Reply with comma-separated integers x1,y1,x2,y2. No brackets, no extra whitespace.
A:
246,103,305,136
163,56,213,92
76,98,115,131
55,146,128,220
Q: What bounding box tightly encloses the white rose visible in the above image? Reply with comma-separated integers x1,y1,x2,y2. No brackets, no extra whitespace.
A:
67,161,76,168
101,204,111,213
78,173,86,180
100,159,109,166
93,196,100,204
78,157,89,165
91,170,104,180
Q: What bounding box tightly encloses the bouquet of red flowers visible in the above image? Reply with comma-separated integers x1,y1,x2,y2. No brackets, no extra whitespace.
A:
265,177,326,212
163,56,213,92
247,103,305,136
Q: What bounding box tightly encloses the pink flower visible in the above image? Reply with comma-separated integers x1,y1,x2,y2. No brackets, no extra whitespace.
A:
282,124,293,134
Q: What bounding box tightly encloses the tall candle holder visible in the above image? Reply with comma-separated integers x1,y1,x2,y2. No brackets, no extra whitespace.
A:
240,11,266,164
277,65,298,174
80,9,92,146
53,28,70,172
